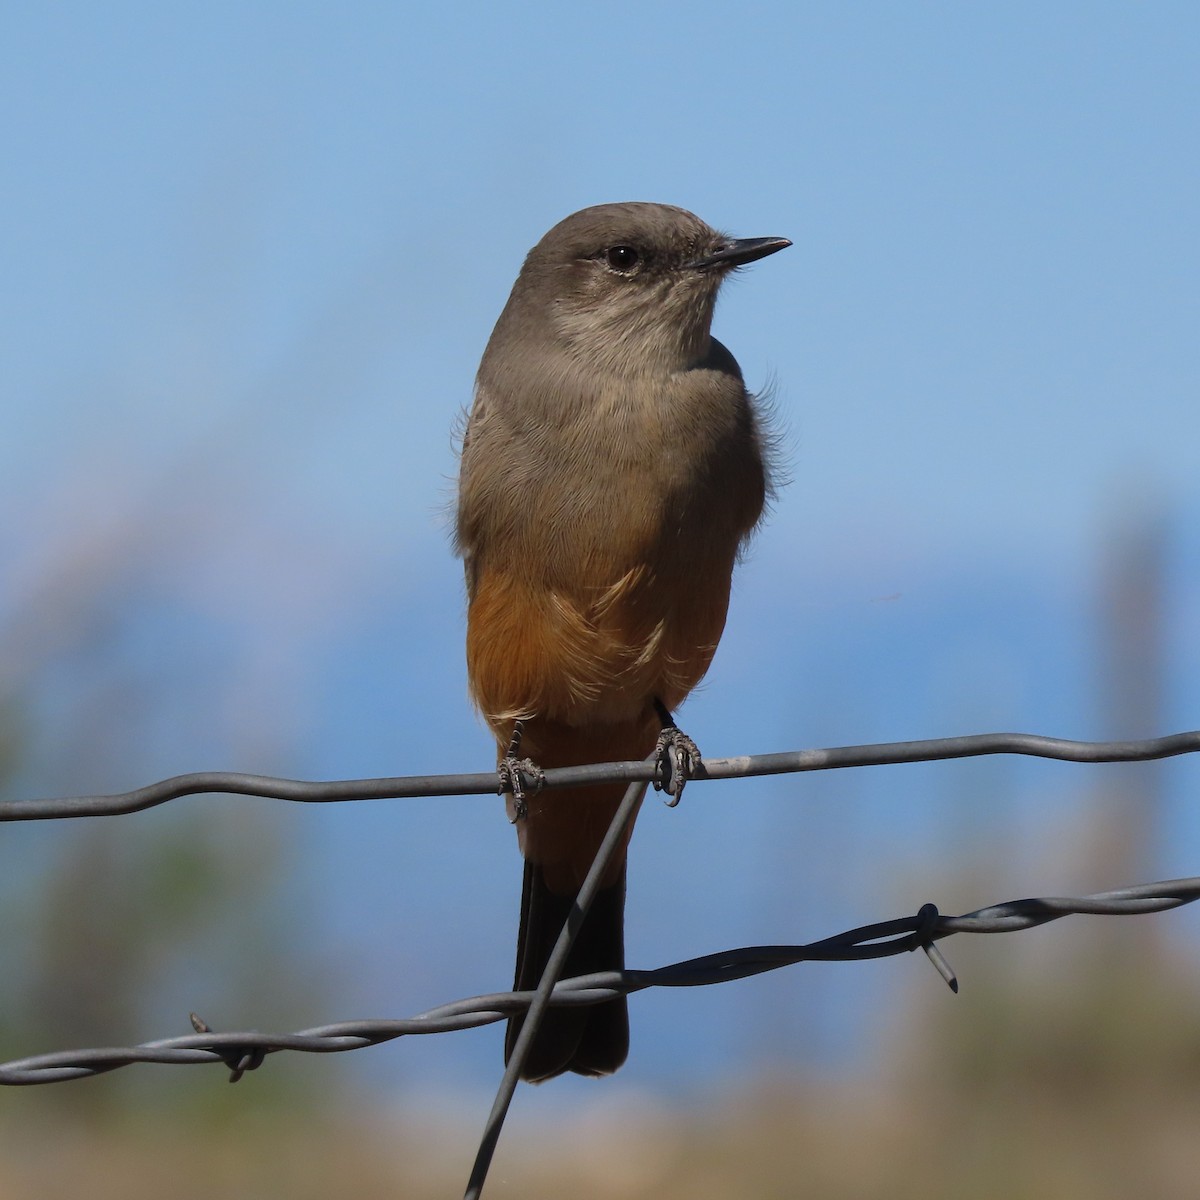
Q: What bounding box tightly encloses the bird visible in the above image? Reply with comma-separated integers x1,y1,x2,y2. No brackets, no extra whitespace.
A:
454,202,789,1081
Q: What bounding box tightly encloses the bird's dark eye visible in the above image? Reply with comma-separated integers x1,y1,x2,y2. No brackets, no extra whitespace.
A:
604,245,641,273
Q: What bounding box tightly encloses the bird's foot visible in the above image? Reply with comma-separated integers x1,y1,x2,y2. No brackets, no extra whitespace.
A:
652,700,700,807
498,720,545,822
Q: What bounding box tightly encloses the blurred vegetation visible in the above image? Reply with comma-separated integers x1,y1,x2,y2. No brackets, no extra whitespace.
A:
0,683,332,1127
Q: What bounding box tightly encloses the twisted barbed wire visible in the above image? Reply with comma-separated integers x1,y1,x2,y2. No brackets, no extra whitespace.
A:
2,875,1197,1088
4,727,1199,1197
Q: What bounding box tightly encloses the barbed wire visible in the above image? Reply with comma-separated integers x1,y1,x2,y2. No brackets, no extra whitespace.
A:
3,728,1198,821
5,727,1200,1198
2,874,1197,1088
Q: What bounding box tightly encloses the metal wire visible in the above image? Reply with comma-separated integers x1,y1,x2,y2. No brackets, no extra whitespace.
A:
1,874,1197,1087
3,728,1198,821
465,774,648,1200
3,727,1199,1198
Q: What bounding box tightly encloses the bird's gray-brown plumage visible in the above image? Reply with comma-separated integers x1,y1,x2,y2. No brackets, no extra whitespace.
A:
455,202,789,1081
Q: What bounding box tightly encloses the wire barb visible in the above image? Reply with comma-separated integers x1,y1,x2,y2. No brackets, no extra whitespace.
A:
189,1013,266,1083
910,903,959,992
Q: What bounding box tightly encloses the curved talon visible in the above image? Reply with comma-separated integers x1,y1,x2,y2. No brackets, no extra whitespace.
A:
498,755,545,822
653,726,700,806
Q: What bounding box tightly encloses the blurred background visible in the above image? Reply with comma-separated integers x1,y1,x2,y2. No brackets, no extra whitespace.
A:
3,2,1200,1196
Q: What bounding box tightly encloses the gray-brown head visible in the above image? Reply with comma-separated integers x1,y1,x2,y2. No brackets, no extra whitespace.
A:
483,202,790,378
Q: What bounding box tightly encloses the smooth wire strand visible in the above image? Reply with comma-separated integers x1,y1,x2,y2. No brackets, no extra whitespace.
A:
463,773,648,1200
3,728,1199,821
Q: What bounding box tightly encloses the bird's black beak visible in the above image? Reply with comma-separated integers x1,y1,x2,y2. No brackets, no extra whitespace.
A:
688,236,792,270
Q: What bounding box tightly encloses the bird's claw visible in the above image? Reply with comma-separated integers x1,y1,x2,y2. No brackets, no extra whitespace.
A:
653,725,700,806
498,755,544,822
498,720,544,822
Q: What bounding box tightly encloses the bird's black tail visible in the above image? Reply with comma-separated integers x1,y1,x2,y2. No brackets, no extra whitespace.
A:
504,859,629,1082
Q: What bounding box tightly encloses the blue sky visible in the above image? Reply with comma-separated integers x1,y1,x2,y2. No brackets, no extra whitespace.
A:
2,3,1199,1099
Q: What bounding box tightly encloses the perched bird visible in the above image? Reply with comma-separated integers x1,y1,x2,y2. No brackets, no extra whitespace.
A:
455,202,789,1081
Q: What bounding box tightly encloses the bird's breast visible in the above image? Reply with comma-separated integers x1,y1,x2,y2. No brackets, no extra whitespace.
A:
458,365,767,731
